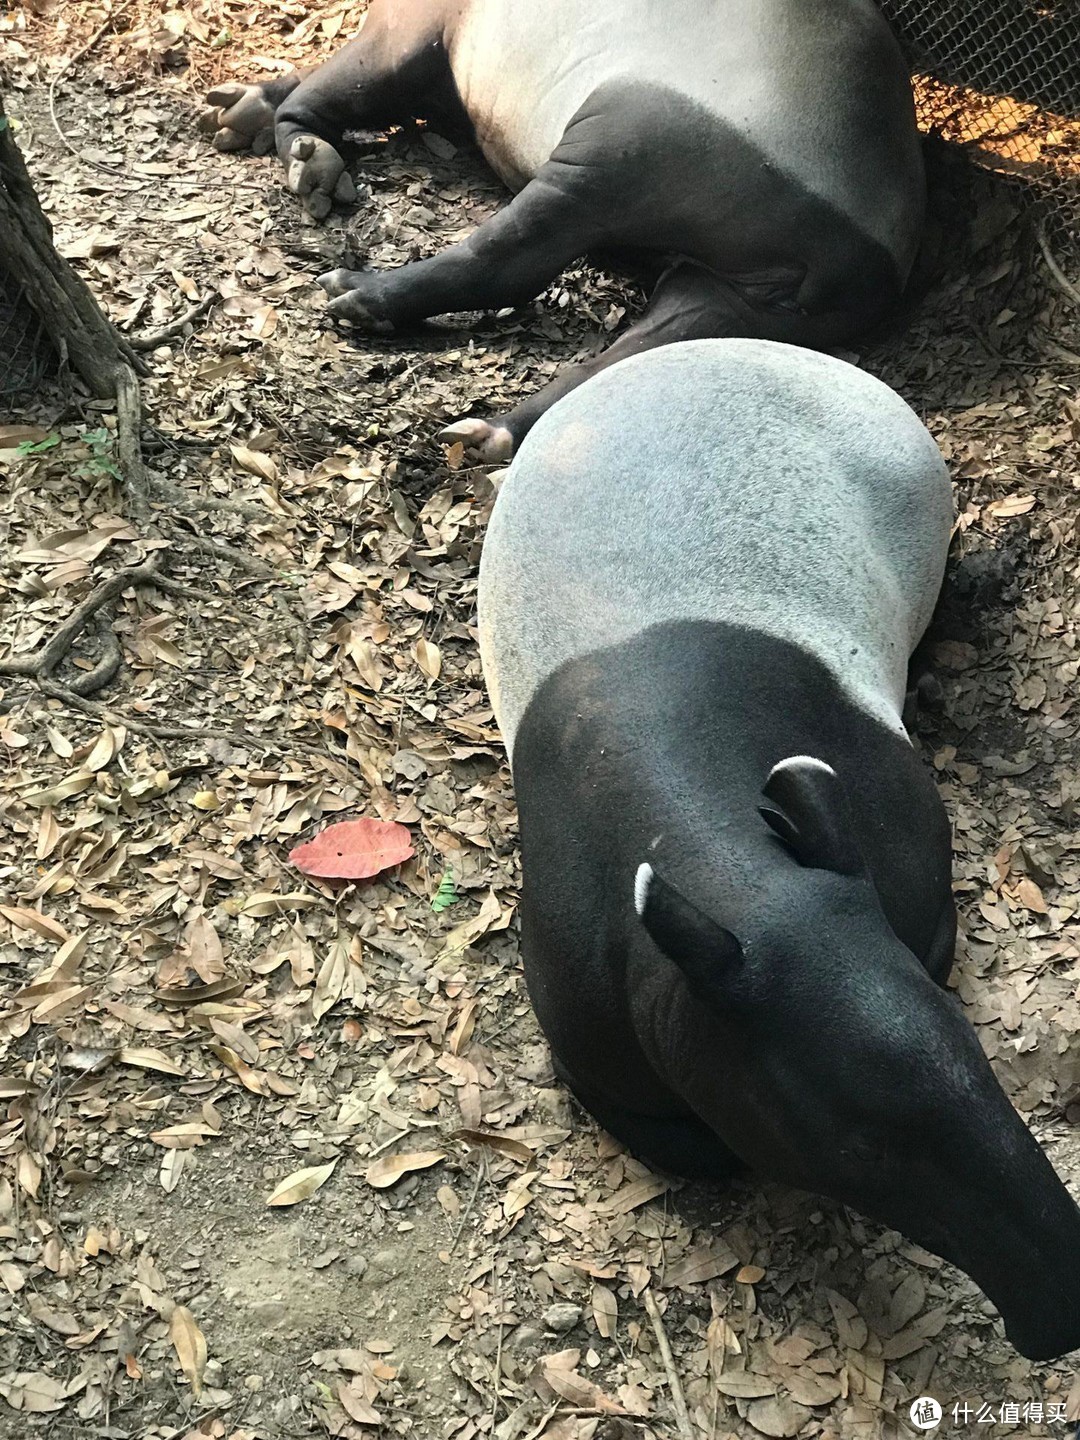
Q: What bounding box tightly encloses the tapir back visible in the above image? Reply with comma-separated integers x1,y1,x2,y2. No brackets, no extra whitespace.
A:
450,0,919,267
479,338,953,756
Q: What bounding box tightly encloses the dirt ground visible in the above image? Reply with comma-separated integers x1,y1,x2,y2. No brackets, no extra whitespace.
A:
3,5,1080,1440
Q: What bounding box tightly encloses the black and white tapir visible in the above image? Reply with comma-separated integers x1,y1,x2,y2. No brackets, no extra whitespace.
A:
199,0,925,460
478,336,1080,1362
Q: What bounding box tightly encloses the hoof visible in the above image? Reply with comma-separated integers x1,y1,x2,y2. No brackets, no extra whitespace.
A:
317,274,396,333
285,134,353,221
316,268,360,299
201,83,275,153
439,418,515,463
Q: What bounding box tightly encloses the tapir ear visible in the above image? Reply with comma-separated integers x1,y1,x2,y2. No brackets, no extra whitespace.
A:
759,755,864,876
634,863,743,998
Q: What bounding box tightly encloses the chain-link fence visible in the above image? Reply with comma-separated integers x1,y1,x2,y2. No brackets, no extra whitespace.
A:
882,0,1080,271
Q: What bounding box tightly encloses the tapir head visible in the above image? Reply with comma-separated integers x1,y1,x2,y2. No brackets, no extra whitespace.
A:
635,757,1080,1361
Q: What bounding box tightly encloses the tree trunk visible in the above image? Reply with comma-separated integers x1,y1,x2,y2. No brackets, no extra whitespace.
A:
0,91,144,399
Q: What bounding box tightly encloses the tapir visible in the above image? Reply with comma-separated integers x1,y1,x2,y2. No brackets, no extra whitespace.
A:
199,0,925,460
478,336,1080,1362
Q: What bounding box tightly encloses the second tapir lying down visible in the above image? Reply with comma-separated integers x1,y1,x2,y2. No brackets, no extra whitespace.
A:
199,0,924,460
479,337,1080,1362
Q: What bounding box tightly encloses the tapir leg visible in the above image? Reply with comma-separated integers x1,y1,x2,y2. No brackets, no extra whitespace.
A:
203,0,457,219
319,166,607,337
450,258,870,459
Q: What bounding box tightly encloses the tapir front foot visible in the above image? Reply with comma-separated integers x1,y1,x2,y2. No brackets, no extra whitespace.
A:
284,136,357,220
317,269,397,333
199,84,278,155
439,418,515,463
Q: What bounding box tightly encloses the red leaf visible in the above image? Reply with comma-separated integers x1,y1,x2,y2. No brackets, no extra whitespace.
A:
289,819,414,881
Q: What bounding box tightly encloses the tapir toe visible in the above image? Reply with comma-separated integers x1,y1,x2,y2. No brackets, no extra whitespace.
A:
201,84,276,154
320,279,397,334
211,125,251,154
303,191,334,221
283,135,352,221
196,106,225,138
317,269,361,299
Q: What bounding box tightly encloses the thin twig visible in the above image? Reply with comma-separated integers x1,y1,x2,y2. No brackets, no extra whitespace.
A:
490,1274,505,1434
643,1287,696,1440
131,294,217,351
1037,223,1080,312
450,1155,486,1253
47,5,131,175
519,1406,560,1440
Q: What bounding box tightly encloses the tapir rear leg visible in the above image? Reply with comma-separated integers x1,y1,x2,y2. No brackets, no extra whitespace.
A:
200,1,454,218
447,258,870,459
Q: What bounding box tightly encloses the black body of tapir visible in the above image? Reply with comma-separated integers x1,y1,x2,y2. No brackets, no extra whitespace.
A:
478,337,1080,1362
200,0,925,460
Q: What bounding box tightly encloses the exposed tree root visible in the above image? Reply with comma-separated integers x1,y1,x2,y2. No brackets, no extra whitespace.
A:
28,679,333,757
67,617,122,696
148,475,271,522
1037,223,1080,312
5,24,311,731
35,680,276,746
113,363,151,519
0,556,163,689
149,572,215,603
177,533,283,579
131,293,217,351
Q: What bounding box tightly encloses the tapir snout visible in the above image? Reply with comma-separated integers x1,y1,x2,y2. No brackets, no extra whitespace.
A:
864,990,1080,1359
952,1192,1080,1362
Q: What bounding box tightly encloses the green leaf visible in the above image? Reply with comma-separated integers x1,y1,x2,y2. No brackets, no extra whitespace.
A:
17,434,61,456
431,870,459,914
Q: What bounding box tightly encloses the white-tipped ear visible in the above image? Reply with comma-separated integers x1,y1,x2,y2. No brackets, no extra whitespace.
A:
761,753,864,877
767,754,837,783
634,862,654,917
